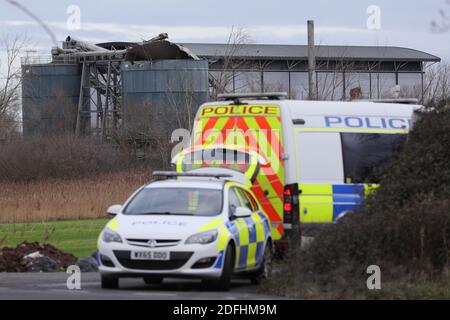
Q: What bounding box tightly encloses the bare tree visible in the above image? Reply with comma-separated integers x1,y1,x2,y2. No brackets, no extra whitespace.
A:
0,34,26,141
421,63,450,107
431,0,450,32
111,100,176,170
208,26,254,98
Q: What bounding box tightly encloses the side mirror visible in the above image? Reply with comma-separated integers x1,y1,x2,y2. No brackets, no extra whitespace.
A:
233,207,252,218
107,204,122,216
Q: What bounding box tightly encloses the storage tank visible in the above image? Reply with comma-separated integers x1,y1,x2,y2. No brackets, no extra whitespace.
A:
121,59,209,132
21,64,89,136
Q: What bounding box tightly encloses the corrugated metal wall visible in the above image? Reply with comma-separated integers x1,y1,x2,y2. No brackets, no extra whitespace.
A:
121,59,209,132
21,64,85,136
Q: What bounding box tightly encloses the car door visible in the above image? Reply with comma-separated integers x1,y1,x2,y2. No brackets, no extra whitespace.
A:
235,188,261,269
228,187,247,270
227,187,251,270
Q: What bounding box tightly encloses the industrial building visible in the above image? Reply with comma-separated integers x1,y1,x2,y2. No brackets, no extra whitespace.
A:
21,35,440,137
182,43,440,100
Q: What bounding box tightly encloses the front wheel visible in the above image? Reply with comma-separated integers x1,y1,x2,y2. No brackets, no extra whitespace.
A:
206,244,235,291
250,242,273,285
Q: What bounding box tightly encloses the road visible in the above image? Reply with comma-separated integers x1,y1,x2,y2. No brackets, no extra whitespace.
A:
0,272,281,300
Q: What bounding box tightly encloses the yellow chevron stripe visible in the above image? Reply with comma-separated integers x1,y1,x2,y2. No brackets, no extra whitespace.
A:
196,117,231,146
242,117,279,169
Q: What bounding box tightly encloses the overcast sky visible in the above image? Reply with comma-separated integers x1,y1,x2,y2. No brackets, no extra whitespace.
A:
0,0,449,61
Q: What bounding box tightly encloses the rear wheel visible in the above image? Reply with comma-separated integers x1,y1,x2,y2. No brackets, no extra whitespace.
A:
143,277,163,285
101,274,119,289
250,242,273,285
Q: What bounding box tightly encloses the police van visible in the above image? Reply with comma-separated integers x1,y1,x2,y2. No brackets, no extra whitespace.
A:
173,93,419,247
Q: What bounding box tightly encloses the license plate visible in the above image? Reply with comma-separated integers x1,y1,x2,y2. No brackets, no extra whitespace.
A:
131,251,170,261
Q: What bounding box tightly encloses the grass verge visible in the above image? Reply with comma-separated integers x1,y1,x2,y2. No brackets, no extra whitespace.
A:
0,219,108,258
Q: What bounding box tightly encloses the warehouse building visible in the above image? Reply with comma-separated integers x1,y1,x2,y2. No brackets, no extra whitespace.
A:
181,43,441,100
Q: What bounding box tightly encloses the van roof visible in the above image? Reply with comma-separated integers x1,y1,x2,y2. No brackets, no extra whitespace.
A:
200,100,420,118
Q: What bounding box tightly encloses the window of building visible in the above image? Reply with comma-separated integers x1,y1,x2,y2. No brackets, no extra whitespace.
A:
398,73,422,99
317,72,344,100
290,72,308,99
263,72,289,93
372,73,396,99
345,73,371,99
234,71,262,93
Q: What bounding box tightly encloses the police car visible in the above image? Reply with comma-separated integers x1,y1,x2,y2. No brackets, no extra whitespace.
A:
98,170,273,290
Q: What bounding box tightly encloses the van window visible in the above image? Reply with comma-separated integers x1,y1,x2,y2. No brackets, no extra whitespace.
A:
182,149,251,174
341,133,407,183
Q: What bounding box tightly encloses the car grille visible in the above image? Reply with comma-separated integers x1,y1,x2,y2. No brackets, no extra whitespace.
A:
125,238,181,248
113,251,193,270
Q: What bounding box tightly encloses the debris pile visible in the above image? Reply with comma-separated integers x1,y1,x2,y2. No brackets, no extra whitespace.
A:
77,255,99,272
0,241,77,272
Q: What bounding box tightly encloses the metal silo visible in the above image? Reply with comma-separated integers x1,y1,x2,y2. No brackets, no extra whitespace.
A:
121,59,209,132
21,63,89,136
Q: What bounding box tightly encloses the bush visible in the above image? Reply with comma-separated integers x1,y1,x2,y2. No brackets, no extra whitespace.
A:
0,135,134,182
264,106,450,299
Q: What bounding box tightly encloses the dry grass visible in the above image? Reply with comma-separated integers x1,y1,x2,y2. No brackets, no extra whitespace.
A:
0,169,149,224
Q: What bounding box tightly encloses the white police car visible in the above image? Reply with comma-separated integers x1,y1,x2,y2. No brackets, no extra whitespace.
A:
98,171,273,291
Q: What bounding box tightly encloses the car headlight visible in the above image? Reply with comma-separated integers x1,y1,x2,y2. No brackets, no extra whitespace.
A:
102,228,123,243
185,230,218,245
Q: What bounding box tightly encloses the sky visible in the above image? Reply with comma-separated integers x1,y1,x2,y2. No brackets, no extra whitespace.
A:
0,0,449,61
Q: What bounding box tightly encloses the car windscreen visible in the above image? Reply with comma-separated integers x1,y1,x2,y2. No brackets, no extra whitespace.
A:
181,149,251,174
123,188,223,216
341,133,407,183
